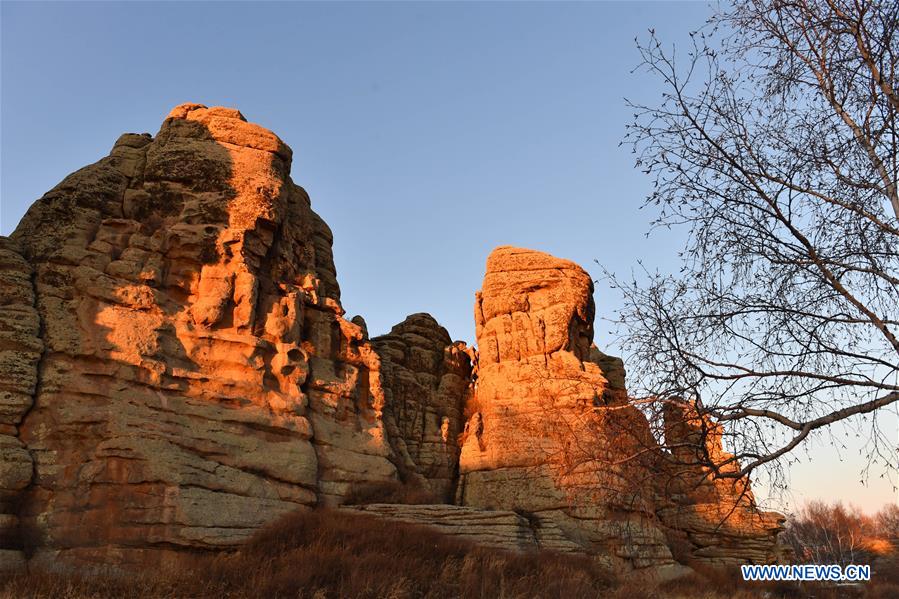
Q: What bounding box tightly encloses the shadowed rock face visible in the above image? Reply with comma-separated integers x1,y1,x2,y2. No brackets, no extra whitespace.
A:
0,238,41,573
372,314,472,501
3,104,399,567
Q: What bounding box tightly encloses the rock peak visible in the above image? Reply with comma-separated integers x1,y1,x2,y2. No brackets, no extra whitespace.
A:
477,245,595,364
165,102,246,122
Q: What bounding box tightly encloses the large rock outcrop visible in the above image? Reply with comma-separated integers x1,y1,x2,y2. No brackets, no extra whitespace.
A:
456,246,782,574
457,247,678,572
0,104,782,574
4,104,402,567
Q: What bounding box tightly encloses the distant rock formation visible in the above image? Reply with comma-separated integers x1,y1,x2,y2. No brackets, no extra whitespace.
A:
0,104,783,574
657,401,785,566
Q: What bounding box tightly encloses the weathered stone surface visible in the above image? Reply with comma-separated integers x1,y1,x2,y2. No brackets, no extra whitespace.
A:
655,401,785,567
346,503,585,554
372,314,472,500
1,105,782,574
474,247,595,365
7,104,398,565
458,246,677,571
0,549,26,575
0,238,40,563
457,246,782,572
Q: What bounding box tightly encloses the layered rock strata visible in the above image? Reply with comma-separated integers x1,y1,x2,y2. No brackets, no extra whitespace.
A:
457,247,679,571
346,503,584,553
656,401,785,567
456,246,782,574
0,238,42,573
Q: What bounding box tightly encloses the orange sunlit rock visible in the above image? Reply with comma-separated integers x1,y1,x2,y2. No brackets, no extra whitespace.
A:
457,246,784,574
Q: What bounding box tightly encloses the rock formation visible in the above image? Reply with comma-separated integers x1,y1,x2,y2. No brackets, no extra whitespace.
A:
0,238,41,573
455,246,782,573
656,401,785,567
3,104,405,568
372,314,472,501
456,247,681,572
347,503,583,553
0,104,783,575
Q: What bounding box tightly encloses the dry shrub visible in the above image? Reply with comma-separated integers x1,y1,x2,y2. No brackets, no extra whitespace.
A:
866,582,899,599
12,506,899,598
343,479,442,505
782,499,899,597
657,570,742,598
655,570,830,599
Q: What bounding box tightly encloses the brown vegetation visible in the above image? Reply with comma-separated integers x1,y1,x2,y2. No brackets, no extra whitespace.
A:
5,506,898,599
783,502,899,575
1,508,619,599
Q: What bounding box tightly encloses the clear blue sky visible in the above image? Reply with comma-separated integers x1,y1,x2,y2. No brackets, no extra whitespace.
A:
2,1,894,511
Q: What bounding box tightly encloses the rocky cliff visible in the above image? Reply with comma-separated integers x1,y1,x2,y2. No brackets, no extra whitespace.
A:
0,104,468,568
0,104,782,574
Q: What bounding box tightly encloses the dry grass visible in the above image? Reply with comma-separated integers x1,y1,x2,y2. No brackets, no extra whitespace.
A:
0,509,617,598
1,508,895,598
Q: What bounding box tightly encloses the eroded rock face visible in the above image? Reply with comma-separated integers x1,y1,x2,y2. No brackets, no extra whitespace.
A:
1,105,782,573
372,314,472,501
0,238,41,572
6,104,398,567
457,246,782,573
458,246,679,571
656,401,785,567
346,503,584,554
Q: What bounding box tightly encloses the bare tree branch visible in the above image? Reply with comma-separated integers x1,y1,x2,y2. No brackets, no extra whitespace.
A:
615,0,899,485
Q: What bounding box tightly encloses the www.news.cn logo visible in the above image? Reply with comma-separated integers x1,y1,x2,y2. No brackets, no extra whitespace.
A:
741,564,871,582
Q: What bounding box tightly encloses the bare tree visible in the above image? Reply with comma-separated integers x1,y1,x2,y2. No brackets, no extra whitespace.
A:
782,501,875,566
615,0,899,485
